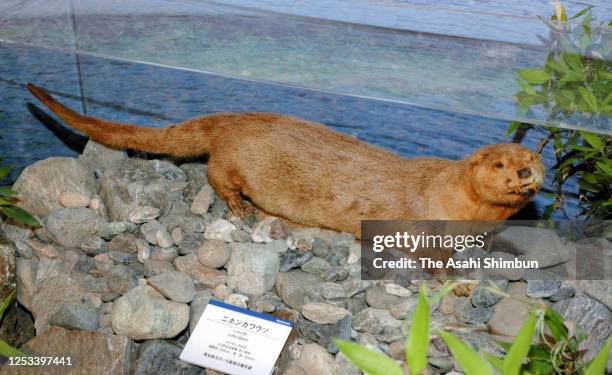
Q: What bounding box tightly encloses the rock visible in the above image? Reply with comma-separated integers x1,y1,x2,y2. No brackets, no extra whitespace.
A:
151,160,188,193
15,257,36,309
14,240,33,258
137,239,151,263
524,269,561,298
321,282,346,300
48,300,99,331
80,235,106,256
108,233,139,253
129,206,160,224
280,249,313,272
190,184,214,215
353,308,400,334
493,226,571,268
155,229,174,248
251,217,289,243
389,297,419,320
439,294,459,315
171,227,184,245
107,264,138,294
149,246,178,262
331,232,354,254
302,302,350,324
79,139,127,172
578,280,612,311
295,343,335,375
1,221,34,242
548,286,576,302
299,314,352,354
110,285,189,339
45,208,103,248
312,238,331,258
321,266,349,282
141,220,165,245
227,243,279,295
204,219,236,242
23,326,130,374
283,365,307,375
488,282,532,337
143,259,175,277
250,294,284,313
334,352,360,375
343,279,376,298
485,251,525,280
59,191,91,208
93,253,114,276
231,229,251,242
276,270,324,310
97,221,131,239
384,283,412,297
99,159,169,222
225,293,249,308
301,257,330,274
131,339,201,375
13,157,96,217
181,216,208,234
0,242,16,304
25,238,59,259
108,251,137,264
554,295,612,362
189,290,215,333
197,239,230,268
470,280,508,307
174,254,227,288
365,286,409,309
147,271,196,303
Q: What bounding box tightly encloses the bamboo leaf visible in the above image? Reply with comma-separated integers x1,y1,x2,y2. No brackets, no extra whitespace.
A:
0,339,26,358
406,284,430,374
0,290,15,320
0,186,19,197
517,69,550,84
580,131,604,149
430,281,459,305
0,164,13,180
570,6,593,20
585,338,611,375
578,87,599,112
503,309,537,375
335,340,403,375
438,331,493,375
1,206,40,227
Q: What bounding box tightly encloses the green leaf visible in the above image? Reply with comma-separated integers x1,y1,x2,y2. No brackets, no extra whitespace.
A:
596,161,612,176
558,70,586,84
0,186,19,197
334,340,403,375
578,87,599,112
0,290,15,320
580,131,604,149
546,60,569,73
544,308,568,342
563,53,583,71
484,353,503,372
1,205,40,227
570,6,593,20
438,331,492,375
503,309,537,375
518,69,550,84
585,338,611,375
518,80,537,96
0,339,26,358
0,164,13,180
406,284,430,374
506,121,521,137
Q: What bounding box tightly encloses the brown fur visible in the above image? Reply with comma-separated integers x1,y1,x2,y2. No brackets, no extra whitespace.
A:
27,84,544,238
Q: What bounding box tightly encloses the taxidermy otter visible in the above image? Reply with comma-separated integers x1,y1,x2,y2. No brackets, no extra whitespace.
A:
27,84,544,238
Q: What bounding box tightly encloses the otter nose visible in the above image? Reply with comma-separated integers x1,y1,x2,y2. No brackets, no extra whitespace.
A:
517,167,532,179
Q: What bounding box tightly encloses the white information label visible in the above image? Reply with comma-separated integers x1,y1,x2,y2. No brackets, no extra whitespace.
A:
180,300,294,375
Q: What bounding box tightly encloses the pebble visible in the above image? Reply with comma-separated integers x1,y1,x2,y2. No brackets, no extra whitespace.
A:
488,283,532,337
147,271,196,303
155,229,174,248
276,270,323,310
197,239,231,268
384,283,412,297
80,236,106,256
295,344,335,375
136,239,151,263
171,227,183,245
107,265,138,294
26,238,60,259
311,238,331,258
353,308,400,334
174,254,228,288
279,249,313,272
225,293,249,308
389,297,419,320
302,302,350,324
525,269,562,298
190,184,214,215
230,229,251,242
143,259,175,277
128,206,160,224
48,300,99,331
59,192,91,208
108,233,139,253
97,221,131,239
227,243,279,295
150,246,178,262
321,282,346,300
365,286,410,309
45,207,103,248
470,279,508,307
251,217,289,243
140,220,166,245
301,257,330,274
204,219,236,242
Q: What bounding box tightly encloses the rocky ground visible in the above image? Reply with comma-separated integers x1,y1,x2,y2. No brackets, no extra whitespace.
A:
0,141,610,374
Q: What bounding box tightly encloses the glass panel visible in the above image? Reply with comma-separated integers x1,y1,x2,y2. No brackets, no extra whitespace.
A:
0,0,610,134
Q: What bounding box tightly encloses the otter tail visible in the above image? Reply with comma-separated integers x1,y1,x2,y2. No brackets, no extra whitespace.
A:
27,83,209,157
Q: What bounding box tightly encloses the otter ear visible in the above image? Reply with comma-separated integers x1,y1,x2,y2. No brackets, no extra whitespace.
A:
468,149,488,166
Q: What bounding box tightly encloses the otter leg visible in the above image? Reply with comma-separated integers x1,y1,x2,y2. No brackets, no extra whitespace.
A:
207,161,259,221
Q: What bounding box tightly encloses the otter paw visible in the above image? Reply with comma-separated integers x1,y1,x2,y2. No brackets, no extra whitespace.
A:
228,199,259,221
452,281,478,297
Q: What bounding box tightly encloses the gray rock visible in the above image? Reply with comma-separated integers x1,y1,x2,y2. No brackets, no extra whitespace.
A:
494,226,571,268
251,217,289,243
299,314,352,354
14,240,33,258
204,219,236,242
326,252,347,266
99,159,169,222
108,233,139,253
389,297,419,320
321,266,349,282
280,249,313,272
343,279,376,298
488,282,532,337
107,251,137,264
365,286,409,309
227,243,279,295
48,300,99,331
178,232,204,255
190,184,214,215
295,343,335,375
160,201,191,231
524,269,561,298
151,160,188,193
276,270,323,310
128,206,160,224
197,239,230,268
155,229,174,248
131,339,201,375
312,238,331,258
353,308,400,334
45,208,104,248
470,279,508,307
147,271,195,303
143,259,175,277
181,215,208,233
301,257,330,274
230,229,251,242
554,295,612,362
548,286,576,302
25,238,59,259
454,297,494,324
171,227,184,245
249,294,283,313
16,257,37,310
13,157,96,217
189,290,214,333
80,235,107,256
97,221,132,239
141,220,165,245
174,254,228,288
79,140,126,173
321,282,346,300
107,264,138,294
82,275,110,293
302,302,350,324
150,246,178,263
1,221,34,242
578,280,612,311
484,251,526,280
111,285,189,340
136,239,151,263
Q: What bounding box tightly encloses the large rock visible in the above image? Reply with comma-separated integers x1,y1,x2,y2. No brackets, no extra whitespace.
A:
0,242,16,303
579,280,612,311
110,285,189,340
13,157,96,217
20,327,130,375
99,159,169,222
554,295,612,362
147,271,196,303
493,226,571,268
276,270,323,310
353,308,400,334
131,340,201,375
174,254,227,288
79,140,127,173
295,343,335,375
189,289,214,333
488,282,533,338
16,257,37,310
45,208,104,248
227,243,279,295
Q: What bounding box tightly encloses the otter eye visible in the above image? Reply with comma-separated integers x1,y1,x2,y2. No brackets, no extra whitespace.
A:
495,162,504,169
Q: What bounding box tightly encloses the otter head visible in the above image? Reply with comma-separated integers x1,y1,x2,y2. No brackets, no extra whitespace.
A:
467,143,544,207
